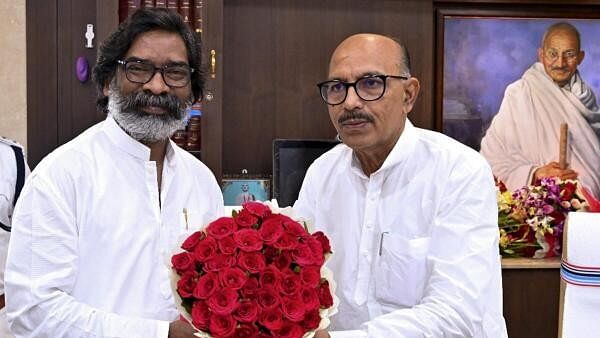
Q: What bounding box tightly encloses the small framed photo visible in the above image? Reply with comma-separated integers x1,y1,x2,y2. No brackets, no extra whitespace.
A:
221,175,271,206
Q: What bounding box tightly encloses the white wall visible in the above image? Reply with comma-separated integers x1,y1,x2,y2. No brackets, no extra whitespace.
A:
0,1,27,149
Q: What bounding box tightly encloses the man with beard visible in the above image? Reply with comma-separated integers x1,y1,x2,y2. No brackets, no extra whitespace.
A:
480,22,600,197
4,8,223,338
295,34,507,337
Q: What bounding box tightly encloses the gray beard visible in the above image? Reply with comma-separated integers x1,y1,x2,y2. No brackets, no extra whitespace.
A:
107,83,190,144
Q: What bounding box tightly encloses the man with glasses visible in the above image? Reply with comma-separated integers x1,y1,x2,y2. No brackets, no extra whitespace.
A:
5,8,223,338
481,22,600,196
294,33,507,337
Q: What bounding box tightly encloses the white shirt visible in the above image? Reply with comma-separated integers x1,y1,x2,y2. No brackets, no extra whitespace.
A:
0,138,30,338
294,121,507,338
5,116,224,338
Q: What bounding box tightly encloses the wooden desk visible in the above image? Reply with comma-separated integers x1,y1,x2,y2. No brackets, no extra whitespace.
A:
502,257,560,338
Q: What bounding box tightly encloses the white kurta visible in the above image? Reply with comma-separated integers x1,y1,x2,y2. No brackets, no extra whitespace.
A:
0,138,30,338
294,121,507,338
480,62,600,197
5,116,224,338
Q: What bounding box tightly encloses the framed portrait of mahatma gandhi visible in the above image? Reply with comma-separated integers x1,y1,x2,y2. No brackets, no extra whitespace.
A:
221,175,271,206
435,6,600,151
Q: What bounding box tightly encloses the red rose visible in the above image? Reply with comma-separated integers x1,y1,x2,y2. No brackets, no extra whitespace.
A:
193,272,219,299
283,219,309,238
300,287,320,311
240,277,260,298
279,270,301,296
208,313,237,338
171,251,196,274
258,217,285,244
273,251,292,270
219,267,248,290
234,209,259,228
272,322,304,338
300,309,321,330
234,229,264,252
193,236,218,263
281,297,305,322
312,231,331,254
318,280,334,308
243,202,272,219
305,236,325,266
176,270,199,298
300,266,321,287
181,231,206,251
233,299,259,323
206,217,237,239
233,323,260,338
256,287,281,310
562,181,577,200
204,254,237,272
274,233,299,250
218,235,237,255
238,251,266,274
258,308,283,331
191,300,210,330
208,288,240,315
291,243,314,266
259,266,281,288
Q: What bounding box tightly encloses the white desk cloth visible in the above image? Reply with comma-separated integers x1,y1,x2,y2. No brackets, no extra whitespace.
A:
561,212,600,338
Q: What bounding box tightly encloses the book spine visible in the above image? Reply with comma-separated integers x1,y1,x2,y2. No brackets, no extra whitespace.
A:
193,0,203,34
179,0,191,24
155,0,167,7
143,0,155,7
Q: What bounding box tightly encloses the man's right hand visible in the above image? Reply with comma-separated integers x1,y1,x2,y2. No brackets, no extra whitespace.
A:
168,320,196,338
533,161,578,182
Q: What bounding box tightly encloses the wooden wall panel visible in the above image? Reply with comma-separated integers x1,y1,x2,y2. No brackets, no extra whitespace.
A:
26,0,59,167
222,0,434,175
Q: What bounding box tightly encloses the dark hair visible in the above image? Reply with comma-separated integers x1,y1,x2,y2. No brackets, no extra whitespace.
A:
389,36,411,76
92,7,204,113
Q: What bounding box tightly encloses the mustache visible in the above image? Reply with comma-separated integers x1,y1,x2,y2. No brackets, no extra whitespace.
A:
338,110,375,124
119,91,188,118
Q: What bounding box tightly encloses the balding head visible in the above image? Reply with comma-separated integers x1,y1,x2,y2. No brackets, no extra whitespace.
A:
329,34,411,77
541,22,581,50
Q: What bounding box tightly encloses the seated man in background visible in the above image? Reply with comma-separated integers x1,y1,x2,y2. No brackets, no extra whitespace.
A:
5,8,223,338
295,33,507,337
0,136,29,338
480,22,600,196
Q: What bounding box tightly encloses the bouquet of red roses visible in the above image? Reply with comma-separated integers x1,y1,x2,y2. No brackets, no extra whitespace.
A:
170,201,338,338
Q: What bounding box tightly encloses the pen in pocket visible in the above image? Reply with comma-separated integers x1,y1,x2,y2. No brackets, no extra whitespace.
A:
183,208,188,230
378,231,389,256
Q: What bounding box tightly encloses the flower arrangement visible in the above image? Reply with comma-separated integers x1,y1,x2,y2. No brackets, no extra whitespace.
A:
170,201,338,338
496,177,589,258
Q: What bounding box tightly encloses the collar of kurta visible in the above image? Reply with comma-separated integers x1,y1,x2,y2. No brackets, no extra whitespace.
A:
103,114,176,167
349,119,418,178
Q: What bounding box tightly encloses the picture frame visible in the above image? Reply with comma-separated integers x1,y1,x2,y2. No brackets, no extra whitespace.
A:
221,175,272,206
434,5,600,151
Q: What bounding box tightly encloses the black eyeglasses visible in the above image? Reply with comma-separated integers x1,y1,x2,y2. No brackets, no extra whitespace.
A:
117,59,194,88
317,74,409,105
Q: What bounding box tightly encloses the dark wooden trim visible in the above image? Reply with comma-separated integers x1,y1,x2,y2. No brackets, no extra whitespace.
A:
26,0,59,167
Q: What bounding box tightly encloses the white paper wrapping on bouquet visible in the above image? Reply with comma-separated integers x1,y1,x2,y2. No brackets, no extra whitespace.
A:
167,200,340,338
560,212,600,338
